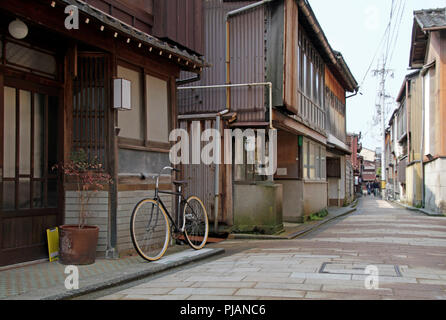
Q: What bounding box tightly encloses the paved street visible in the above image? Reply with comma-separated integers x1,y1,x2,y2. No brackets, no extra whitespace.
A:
98,197,446,300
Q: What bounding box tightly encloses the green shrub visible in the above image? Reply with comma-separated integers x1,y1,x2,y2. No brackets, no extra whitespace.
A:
309,209,329,221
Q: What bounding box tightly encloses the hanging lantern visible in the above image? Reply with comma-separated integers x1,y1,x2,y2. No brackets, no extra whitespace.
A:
113,78,132,111
9,19,28,39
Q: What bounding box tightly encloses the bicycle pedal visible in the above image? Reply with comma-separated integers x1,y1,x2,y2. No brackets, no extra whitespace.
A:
175,239,187,245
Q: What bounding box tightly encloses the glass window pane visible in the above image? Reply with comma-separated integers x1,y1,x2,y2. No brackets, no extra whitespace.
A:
19,178,30,209
5,41,57,78
33,181,44,208
2,181,15,211
48,179,58,208
34,93,44,179
19,90,31,176
4,87,16,178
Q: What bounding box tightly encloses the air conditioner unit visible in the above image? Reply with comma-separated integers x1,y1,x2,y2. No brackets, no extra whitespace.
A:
113,78,131,111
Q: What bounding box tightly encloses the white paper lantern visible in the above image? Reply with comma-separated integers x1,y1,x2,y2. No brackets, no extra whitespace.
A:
9,19,28,40
113,78,132,111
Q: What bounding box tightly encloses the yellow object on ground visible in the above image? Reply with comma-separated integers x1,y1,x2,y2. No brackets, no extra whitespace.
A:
47,227,60,262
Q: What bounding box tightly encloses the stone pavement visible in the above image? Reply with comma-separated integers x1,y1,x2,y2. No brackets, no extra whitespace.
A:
0,247,224,300
96,197,446,300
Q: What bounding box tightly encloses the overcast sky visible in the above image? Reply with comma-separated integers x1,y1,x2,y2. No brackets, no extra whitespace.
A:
309,0,446,151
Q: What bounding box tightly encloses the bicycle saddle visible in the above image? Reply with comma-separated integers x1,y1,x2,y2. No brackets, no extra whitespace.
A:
173,180,189,185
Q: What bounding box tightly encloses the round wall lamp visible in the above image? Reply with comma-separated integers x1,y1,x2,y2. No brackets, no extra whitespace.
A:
9,19,29,40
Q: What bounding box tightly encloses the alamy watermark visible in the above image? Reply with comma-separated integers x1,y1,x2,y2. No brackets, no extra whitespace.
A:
64,5,79,30
169,123,278,176
364,265,380,290
64,265,79,290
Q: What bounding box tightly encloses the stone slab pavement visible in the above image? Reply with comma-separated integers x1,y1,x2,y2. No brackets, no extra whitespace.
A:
94,197,446,300
0,247,224,300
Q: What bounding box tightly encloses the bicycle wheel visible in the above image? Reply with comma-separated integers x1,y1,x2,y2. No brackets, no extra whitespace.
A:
183,196,209,250
130,199,170,261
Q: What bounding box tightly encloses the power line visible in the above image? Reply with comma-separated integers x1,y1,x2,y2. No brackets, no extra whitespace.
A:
359,0,399,90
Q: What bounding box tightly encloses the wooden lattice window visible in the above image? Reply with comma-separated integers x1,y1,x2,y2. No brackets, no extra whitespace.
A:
72,54,109,169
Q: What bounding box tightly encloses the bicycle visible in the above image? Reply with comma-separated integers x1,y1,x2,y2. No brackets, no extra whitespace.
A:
130,166,209,262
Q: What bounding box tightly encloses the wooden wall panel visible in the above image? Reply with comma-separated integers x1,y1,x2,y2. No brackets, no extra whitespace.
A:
153,0,204,55
283,0,299,114
325,68,345,104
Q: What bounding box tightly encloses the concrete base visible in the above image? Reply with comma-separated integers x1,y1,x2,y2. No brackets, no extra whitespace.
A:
233,182,283,234
277,180,304,223
424,158,446,215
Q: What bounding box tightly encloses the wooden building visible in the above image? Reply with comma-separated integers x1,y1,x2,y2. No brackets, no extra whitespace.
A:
178,0,357,231
406,8,446,214
0,0,205,266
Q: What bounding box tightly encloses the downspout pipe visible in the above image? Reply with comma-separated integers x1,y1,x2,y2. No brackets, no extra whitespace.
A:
214,109,229,233
421,70,426,208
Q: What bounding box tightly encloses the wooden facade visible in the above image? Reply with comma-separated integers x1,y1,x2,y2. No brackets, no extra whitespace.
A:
0,0,204,266
177,0,357,228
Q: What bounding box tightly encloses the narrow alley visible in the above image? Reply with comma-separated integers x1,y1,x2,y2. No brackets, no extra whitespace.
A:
94,198,446,300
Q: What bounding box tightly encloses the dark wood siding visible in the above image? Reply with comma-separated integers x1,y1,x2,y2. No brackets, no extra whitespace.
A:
153,0,204,55
327,158,341,178
85,0,154,34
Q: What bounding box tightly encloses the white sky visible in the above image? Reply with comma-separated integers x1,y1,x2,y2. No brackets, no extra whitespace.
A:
309,0,446,151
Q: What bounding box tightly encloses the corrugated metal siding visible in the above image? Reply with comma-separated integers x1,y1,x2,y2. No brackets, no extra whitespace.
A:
229,4,266,123
178,0,266,123
178,118,224,224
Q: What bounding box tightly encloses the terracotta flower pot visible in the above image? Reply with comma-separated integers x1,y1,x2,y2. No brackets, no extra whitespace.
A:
59,225,99,265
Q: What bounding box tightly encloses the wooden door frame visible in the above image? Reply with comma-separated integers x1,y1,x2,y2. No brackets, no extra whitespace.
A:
0,72,65,265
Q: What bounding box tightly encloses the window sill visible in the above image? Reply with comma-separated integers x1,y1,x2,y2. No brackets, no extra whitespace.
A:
303,180,327,184
118,137,171,154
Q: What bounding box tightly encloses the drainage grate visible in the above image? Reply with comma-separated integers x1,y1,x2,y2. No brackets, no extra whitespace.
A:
319,262,402,278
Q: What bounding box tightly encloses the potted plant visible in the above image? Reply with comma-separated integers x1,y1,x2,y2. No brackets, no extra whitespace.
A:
55,150,113,265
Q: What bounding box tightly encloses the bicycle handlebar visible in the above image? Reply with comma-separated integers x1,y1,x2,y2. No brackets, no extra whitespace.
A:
161,166,181,174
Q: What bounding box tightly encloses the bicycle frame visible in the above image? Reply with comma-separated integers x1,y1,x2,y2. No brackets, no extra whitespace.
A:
152,167,187,234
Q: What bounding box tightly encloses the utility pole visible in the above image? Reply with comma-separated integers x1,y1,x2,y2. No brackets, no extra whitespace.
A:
372,59,393,198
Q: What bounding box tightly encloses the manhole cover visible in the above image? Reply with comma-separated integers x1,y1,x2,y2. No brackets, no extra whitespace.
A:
319,262,402,277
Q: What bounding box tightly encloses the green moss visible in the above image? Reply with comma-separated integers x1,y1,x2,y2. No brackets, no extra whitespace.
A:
308,209,328,221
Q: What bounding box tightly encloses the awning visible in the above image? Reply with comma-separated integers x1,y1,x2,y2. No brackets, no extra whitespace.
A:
327,134,352,155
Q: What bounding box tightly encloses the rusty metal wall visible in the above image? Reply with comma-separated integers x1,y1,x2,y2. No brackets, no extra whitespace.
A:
178,0,266,123
178,118,218,224
229,4,266,123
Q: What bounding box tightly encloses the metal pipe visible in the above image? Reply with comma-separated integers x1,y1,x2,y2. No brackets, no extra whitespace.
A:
214,109,229,233
178,82,274,129
421,71,426,208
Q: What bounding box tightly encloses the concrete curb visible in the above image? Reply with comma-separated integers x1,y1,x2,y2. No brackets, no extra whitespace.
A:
389,200,445,217
6,248,225,300
229,201,359,241
287,207,357,239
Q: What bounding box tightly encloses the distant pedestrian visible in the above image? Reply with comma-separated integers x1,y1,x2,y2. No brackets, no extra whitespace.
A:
374,181,380,197
367,183,371,196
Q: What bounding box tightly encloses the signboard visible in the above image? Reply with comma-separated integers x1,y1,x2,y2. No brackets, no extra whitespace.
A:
47,227,60,262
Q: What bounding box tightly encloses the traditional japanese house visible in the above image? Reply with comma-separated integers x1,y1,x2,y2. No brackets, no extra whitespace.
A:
409,8,446,214
0,0,205,266
178,0,357,232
